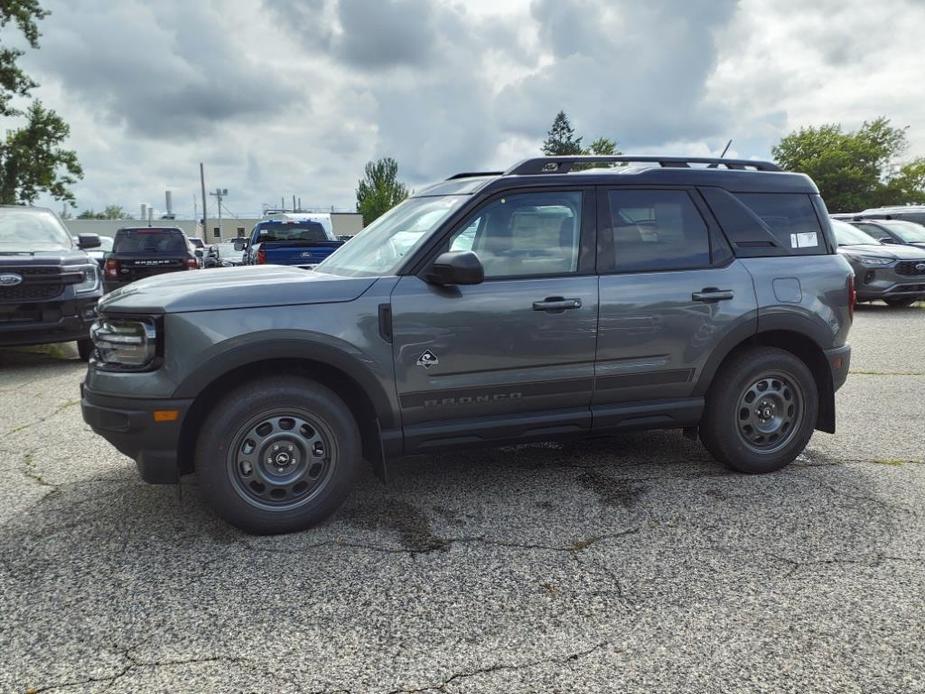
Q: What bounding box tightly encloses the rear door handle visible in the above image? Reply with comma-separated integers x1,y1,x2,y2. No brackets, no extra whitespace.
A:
533,296,582,312
692,288,734,302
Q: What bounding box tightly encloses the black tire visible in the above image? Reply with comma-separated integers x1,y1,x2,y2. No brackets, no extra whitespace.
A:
700,347,817,474
195,376,360,534
884,297,917,308
76,338,93,362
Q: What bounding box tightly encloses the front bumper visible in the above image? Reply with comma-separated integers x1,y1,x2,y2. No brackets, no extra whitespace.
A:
80,382,192,484
854,266,925,301
0,298,98,347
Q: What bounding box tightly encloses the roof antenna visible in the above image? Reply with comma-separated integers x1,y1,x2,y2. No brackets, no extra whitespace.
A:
720,139,733,158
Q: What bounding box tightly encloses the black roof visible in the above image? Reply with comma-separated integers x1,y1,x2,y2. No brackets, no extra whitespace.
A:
416,155,816,197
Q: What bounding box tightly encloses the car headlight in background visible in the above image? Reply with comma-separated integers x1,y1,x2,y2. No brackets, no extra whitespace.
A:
90,318,159,370
75,265,101,293
854,255,894,267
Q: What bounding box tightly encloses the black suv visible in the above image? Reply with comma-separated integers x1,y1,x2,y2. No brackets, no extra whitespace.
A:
103,226,199,293
0,206,102,360
82,156,854,534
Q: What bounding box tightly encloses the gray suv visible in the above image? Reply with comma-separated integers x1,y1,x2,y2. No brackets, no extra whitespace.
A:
81,156,854,534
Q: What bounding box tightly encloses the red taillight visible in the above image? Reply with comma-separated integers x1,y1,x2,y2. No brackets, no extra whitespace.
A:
256,248,266,264
848,274,856,320
104,258,120,278
185,258,198,269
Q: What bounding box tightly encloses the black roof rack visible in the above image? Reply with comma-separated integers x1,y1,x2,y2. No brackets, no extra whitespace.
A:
446,171,505,180
504,156,781,175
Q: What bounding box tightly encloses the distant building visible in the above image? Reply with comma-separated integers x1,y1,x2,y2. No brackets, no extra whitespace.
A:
64,213,364,241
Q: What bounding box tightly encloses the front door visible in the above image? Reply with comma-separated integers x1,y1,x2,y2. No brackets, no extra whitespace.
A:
390,188,599,453
593,186,758,428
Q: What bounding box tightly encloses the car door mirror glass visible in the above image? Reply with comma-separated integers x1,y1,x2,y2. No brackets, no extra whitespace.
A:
425,251,484,286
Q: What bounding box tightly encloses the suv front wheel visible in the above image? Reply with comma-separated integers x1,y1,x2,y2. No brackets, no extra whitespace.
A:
195,376,360,534
700,347,818,474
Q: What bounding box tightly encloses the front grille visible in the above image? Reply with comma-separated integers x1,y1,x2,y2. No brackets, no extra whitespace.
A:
895,261,925,276
0,283,64,300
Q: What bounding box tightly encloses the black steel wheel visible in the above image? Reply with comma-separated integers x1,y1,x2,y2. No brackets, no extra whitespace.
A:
196,376,360,534
701,347,817,474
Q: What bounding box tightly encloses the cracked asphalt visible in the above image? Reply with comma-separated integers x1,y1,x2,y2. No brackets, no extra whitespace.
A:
1,302,924,693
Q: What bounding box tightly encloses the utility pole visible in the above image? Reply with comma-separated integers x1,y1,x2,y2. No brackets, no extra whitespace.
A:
199,163,208,241
210,187,228,240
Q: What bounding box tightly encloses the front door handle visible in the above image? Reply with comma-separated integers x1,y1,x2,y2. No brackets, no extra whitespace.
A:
692,288,734,302
533,296,582,312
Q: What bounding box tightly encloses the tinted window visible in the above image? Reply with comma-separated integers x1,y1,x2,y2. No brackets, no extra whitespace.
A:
605,189,710,272
735,193,824,255
447,191,581,278
256,222,328,243
113,229,187,254
852,223,892,241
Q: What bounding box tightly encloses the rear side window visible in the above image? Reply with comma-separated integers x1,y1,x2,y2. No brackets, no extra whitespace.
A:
113,229,187,254
256,222,328,243
603,189,711,273
734,193,824,255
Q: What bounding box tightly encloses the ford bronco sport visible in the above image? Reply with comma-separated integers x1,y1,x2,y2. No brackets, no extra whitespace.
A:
81,156,854,534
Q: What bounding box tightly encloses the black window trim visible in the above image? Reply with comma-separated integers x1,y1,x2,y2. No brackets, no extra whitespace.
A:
410,185,598,283
596,184,728,276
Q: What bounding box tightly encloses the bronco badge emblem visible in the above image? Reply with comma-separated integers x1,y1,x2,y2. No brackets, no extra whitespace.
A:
416,350,439,368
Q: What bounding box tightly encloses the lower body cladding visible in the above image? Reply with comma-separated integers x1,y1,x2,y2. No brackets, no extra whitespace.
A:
80,344,851,485
855,269,925,302
0,298,98,347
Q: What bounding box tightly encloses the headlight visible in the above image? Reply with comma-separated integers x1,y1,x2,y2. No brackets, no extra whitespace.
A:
75,265,101,293
855,255,894,267
90,318,159,370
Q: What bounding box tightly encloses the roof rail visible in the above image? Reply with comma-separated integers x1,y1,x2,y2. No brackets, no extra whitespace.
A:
504,156,781,175
446,171,505,180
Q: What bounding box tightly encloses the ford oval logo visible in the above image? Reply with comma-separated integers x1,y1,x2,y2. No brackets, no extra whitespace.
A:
916,262,925,273
0,273,23,286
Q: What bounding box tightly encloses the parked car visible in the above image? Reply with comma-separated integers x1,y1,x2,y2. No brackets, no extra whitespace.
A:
845,218,925,249
850,205,925,225
213,242,245,266
103,226,199,293
85,235,114,267
831,218,925,307
0,205,102,360
82,155,854,534
237,214,343,268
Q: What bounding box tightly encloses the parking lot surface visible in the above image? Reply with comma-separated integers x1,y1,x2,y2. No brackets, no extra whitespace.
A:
1,303,924,693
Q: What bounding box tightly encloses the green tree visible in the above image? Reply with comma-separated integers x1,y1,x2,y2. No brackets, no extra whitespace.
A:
542,111,583,155
772,117,925,212
0,1,82,205
585,136,621,156
356,157,409,226
77,205,131,220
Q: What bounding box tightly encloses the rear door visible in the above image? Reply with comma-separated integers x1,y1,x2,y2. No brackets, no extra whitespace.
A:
389,188,599,452
110,229,190,282
593,186,757,429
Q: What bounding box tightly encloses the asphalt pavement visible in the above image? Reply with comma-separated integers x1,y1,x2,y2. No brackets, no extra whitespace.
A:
1,302,923,693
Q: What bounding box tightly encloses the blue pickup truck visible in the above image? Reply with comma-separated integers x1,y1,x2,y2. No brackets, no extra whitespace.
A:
236,214,343,268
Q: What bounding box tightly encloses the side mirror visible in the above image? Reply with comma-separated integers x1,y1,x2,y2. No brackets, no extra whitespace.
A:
425,251,484,286
233,238,248,251
77,233,101,250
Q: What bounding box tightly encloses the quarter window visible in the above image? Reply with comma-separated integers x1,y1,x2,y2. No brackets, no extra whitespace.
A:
605,189,710,272
734,193,824,254
447,191,582,278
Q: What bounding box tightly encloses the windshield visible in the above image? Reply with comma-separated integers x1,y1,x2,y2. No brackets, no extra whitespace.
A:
832,219,880,246
113,228,188,254
317,196,466,277
881,220,925,243
0,208,73,252
256,222,330,243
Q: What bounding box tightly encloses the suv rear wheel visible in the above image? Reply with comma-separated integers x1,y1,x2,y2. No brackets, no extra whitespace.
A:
700,347,817,474
195,376,360,534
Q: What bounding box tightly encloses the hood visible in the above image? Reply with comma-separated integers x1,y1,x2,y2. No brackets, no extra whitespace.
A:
99,265,377,314
0,248,91,267
838,244,925,261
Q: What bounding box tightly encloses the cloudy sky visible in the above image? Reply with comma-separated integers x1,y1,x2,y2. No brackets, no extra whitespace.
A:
9,0,925,218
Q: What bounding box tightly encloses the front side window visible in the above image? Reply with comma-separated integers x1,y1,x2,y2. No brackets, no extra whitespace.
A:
881,220,925,243
0,209,73,252
446,191,582,278
317,196,466,277
831,219,880,246
605,189,710,272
